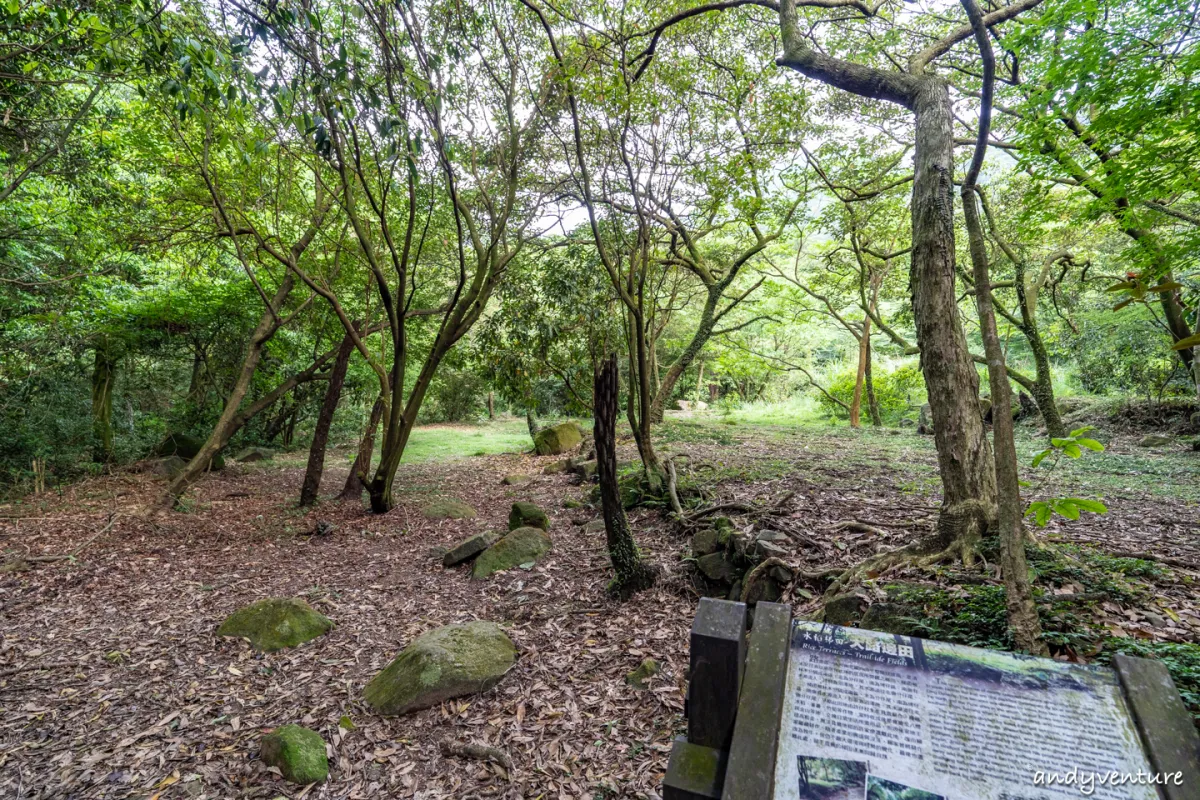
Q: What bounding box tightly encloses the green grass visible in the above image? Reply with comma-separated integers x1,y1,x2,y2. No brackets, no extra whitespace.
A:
400,419,534,463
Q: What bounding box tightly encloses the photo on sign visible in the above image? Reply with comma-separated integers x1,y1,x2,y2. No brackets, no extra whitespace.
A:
866,774,945,800
796,755,867,800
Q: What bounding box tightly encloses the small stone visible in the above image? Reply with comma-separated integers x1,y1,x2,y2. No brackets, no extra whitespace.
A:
421,497,477,520
768,564,794,584
260,725,328,784
312,520,336,537
584,519,606,534
696,552,738,583
235,447,274,463
473,527,552,579
563,498,587,509
508,501,549,531
442,531,501,567
754,540,788,560
570,459,598,481
216,598,333,652
755,530,788,543
363,621,516,715
1142,612,1167,628
501,474,532,486
823,593,866,626
1138,433,1173,447
542,460,570,475
625,658,660,689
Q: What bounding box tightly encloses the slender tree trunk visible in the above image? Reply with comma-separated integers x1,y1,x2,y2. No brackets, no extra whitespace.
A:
341,396,383,501
1026,323,1065,438
164,274,297,506
696,360,705,400
366,352,444,513
864,333,882,427
300,328,357,507
850,319,870,428
648,298,718,424
594,353,656,598
487,392,495,420
91,337,117,463
910,79,997,551
960,0,1044,654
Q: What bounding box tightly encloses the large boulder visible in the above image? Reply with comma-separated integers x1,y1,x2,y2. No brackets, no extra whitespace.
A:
508,501,549,531
260,725,328,784
534,422,583,455
363,621,516,715
217,598,333,652
442,531,501,568
153,433,224,470
472,527,552,579
421,497,477,520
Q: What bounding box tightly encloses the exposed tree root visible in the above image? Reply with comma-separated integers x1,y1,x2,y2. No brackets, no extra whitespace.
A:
439,739,513,771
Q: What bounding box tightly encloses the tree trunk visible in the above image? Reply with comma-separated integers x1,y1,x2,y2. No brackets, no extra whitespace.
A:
300,328,357,507
91,337,117,463
1026,323,1065,438
850,318,869,428
910,79,997,549
341,396,384,501
648,303,718,424
594,354,656,598
695,360,705,400
487,391,495,420
164,274,297,506
864,334,882,427
959,0,1043,654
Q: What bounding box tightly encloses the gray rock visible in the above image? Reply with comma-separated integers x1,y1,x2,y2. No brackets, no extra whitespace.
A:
363,621,516,715
1139,433,1173,447
542,460,569,475
421,498,477,520
235,447,273,463
754,540,789,560
691,528,721,557
584,519,606,534
696,552,738,583
501,474,533,486
443,531,501,567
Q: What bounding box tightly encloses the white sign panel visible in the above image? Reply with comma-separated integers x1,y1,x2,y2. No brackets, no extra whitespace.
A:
773,621,1162,800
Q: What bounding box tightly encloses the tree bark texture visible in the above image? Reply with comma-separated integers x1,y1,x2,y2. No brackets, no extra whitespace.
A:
594,354,656,598
300,327,358,507
341,396,384,501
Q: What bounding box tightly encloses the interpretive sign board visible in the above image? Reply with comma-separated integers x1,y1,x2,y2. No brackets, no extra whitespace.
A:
663,599,1200,800
773,621,1160,800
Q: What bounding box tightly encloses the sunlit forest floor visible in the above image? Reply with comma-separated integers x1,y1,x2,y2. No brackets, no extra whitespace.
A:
1,411,1198,798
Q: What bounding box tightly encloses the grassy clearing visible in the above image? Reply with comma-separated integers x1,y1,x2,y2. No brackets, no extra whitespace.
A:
400,418,534,463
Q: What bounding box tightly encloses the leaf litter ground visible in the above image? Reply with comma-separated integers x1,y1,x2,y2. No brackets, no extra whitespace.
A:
2,417,1198,799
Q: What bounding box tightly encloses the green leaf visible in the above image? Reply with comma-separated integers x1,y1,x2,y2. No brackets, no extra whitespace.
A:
1028,501,1052,527
1031,449,1051,468
1170,333,1200,351
1068,426,1095,437
1075,438,1104,452
1069,498,1108,514
1053,499,1080,520
1050,438,1069,448
1062,443,1082,458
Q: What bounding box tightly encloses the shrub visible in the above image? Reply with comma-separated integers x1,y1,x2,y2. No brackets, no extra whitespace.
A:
815,364,924,424
423,369,487,423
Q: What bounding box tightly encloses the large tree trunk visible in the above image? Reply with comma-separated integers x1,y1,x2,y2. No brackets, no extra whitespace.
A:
525,406,540,443
910,79,997,548
91,336,117,463
340,396,383,501
594,354,656,598
164,274,297,506
300,328,357,507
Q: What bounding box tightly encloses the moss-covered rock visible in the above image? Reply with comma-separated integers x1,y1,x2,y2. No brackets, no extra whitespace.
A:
443,531,501,568
472,527,552,579
508,501,549,531
822,592,866,626
740,557,792,606
691,528,721,557
625,658,660,689
421,497,477,520
363,621,516,715
260,724,328,784
860,602,924,636
216,598,333,652
562,498,587,509
534,421,583,455
569,459,598,481
696,552,738,583
542,460,570,475
501,474,532,486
